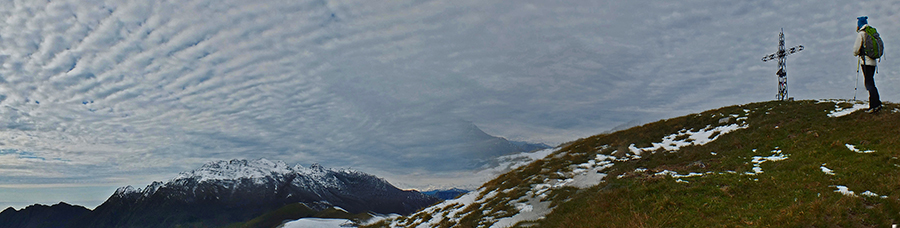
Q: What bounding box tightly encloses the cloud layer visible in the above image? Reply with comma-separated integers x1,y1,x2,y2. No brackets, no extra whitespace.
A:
0,0,898,208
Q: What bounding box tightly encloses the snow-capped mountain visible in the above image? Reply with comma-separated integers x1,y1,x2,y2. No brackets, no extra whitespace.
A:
76,159,440,228
175,159,297,182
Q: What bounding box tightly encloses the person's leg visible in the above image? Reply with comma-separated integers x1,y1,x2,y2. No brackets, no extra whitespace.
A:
862,65,881,109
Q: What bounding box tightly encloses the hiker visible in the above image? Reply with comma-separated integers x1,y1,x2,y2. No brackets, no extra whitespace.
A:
853,16,882,113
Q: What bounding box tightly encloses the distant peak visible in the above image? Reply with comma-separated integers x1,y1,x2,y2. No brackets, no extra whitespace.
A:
52,202,72,207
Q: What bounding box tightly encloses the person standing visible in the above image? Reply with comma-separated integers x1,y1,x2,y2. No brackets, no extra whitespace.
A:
853,16,882,113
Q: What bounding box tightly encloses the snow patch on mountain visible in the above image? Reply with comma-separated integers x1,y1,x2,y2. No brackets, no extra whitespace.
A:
174,159,295,181
113,186,138,196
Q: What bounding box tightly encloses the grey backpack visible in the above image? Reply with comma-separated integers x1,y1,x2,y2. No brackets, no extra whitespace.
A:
862,26,884,59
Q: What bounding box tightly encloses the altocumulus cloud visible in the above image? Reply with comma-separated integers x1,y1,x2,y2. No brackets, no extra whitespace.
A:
0,0,899,209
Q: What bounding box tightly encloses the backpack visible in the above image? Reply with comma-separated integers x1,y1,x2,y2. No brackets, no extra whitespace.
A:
862,26,884,59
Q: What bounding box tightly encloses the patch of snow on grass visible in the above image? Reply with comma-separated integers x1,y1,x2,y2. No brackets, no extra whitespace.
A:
489,152,620,228
860,191,889,199
568,154,614,188
630,123,748,154
648,148,792,183
654,170,708,179
829,186,890,199
833,185,856,196
628,144,644,156
389,147,619,228
845,144,875,153
514,203,533,212
745,148,788,175
820,164,835,175
490,198,551,228
827,102,868,117
388,187,488,227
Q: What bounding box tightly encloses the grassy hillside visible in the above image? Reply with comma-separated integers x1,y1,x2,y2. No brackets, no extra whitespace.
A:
366,100,900,227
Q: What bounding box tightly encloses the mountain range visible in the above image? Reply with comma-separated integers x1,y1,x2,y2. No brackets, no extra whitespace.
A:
0,202,91,228
0,159,440,228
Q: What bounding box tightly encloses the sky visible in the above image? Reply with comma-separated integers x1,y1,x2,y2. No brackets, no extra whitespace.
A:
0,0,898,210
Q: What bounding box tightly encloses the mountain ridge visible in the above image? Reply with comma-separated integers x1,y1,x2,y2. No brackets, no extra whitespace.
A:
77,158,440,228
0,202,91,228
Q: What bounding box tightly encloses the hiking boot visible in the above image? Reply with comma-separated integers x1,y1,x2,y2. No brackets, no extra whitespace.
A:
866,105,883,114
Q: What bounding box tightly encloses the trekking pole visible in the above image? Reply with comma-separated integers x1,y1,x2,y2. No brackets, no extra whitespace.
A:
854,59,860,101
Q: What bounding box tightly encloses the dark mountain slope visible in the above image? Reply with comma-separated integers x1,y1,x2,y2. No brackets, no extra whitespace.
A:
0,202,91,228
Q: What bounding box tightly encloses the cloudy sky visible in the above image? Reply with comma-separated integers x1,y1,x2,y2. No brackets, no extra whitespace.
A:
0,0,897,209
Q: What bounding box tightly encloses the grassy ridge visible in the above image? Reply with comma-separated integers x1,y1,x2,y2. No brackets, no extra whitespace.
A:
538,100,900,227
371,100,900,227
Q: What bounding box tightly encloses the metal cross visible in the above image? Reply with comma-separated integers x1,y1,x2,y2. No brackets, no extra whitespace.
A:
761,29,803,101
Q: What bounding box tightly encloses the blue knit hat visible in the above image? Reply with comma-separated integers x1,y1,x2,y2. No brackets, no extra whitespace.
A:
858,16,868,29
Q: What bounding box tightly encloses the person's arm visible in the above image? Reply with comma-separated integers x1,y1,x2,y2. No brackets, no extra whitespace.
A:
853,31,864,56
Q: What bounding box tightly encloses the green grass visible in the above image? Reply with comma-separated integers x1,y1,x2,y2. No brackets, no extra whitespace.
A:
371,100,900,227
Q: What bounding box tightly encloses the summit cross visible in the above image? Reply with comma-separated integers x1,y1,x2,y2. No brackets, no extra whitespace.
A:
761,29,803,101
